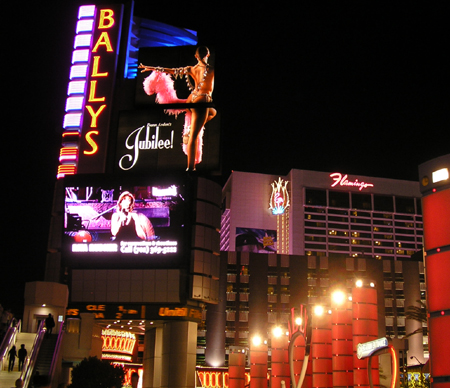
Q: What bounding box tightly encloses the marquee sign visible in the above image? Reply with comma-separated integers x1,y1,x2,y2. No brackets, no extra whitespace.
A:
66,303,202,322
102,329,136,355
357,337,388,359
197,369,251,388
57,4,123,178
269,178,290,215
330,173,374,191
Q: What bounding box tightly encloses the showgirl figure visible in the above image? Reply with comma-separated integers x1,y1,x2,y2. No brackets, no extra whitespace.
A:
138,46,216,171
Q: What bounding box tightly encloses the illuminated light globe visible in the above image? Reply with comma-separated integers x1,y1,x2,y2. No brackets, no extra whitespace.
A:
355,279,363,288
252,335,262,346
314,305,324,316
295,317,302,326
272,326,283,338
74,230,92,243
331,290,346,305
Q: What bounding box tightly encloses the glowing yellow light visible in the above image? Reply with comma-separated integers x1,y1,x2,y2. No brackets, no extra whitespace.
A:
252,335,262,346
272,326,283,338
314,305,324,316
295,317,302,326
331,290,346,305
356,279,363,288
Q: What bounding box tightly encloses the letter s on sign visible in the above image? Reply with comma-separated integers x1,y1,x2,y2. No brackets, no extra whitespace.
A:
84,130,99,155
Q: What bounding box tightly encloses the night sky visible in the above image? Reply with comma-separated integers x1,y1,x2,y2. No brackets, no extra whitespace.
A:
3,1,448,318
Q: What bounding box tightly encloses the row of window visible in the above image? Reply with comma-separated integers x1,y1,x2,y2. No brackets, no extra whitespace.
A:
305,189,421,214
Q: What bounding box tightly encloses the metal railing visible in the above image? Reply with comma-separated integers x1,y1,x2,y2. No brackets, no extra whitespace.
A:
21,321,46,388
0,319,21,371
48,320,65,386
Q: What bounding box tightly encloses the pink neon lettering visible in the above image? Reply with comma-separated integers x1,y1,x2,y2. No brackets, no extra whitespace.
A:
330,173,374,191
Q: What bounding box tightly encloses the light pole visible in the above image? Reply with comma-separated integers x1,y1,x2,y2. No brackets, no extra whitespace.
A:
410,356,424,387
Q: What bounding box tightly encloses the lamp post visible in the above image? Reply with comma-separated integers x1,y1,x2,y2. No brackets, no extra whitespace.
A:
271,326,289,388
330,290,353,388
250,335,268,388
410,356,425,387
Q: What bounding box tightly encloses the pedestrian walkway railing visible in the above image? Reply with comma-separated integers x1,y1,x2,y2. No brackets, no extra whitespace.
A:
20,321,45,388
48,320,64,386
0,319,21,371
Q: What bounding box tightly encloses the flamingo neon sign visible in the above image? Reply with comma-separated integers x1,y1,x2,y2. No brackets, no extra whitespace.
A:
269,178,290,215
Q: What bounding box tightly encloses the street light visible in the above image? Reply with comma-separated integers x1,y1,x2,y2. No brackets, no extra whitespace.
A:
313,305,325,316
272,326,283,338
331,290,346,306
252,335,262,347
410,356,425,387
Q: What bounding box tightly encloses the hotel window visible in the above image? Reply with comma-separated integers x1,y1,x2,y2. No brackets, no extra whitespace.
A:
227,252,237,264
395,197,415,214
268,312,277,323
268,255,277,267
416,199,422,214
346,258,355,271
320,257,328,270
374,195,394,212
357,258,366,271
305,189,327,206
329,191,350,208
351,193,372,210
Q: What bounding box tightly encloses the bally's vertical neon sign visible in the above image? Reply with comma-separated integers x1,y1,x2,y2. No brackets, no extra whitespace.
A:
57,4,123,178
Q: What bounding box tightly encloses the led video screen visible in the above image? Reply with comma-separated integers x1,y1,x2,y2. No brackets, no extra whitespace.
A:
63,177,187,268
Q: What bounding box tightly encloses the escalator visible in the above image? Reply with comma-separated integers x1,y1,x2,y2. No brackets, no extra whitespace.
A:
30,334,59,387
0,321,63,388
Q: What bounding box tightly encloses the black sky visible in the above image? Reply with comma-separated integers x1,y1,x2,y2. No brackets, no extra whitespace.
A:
3,1,448,317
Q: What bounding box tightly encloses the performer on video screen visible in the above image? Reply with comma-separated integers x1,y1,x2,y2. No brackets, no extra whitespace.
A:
139,46,216,171
111,191,155,241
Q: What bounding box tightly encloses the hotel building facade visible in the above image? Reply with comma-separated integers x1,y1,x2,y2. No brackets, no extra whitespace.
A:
202,169,426,369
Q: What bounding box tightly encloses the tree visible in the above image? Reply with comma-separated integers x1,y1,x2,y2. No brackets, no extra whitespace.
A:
70,356,125,388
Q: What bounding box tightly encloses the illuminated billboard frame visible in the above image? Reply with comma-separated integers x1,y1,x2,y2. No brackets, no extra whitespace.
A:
117,45,220,173
62,175,188,268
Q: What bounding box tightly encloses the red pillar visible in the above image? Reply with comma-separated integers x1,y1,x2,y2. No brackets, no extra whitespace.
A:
250,340,268,388
311,311,332,388
271,332,290,388
419,158,450,388
229,346,246,388
331,299,353,388
352,283,379,388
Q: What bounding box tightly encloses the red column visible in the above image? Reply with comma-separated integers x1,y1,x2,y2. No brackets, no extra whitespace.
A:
331,299,353,388
421,187,450,387
352,283,379,388
250,340,268,388
229,346,246,388
271,331,290,388
311,310,332,388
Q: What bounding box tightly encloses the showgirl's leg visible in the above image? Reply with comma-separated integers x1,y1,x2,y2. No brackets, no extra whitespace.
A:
187,107,209,170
